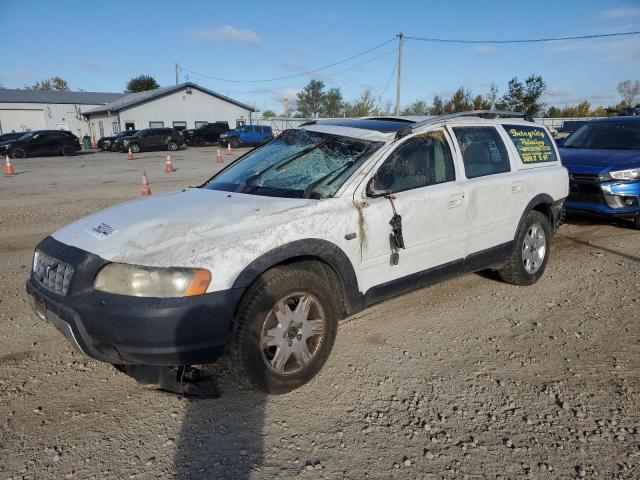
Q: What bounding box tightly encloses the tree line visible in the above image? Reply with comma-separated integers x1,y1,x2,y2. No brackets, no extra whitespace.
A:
260,77,640,119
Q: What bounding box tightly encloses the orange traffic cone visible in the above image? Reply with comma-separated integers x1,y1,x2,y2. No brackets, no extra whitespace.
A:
4,155,14,176
226,143,233,155
216,148,224,163
127,147,134,160
140,170,152,196
165,154,175,173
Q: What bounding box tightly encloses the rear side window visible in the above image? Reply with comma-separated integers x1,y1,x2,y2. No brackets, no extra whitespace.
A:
375,131,456,193
453,127,510,179
503,124,557,163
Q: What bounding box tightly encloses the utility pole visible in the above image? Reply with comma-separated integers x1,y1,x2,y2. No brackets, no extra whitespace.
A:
395,32,403,115
175,63,179,85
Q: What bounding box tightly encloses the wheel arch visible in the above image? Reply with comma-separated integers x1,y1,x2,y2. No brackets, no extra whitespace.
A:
513,193,555,242
231,239,362,318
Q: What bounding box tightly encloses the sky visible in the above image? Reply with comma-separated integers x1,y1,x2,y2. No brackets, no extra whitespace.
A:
0,0,639,113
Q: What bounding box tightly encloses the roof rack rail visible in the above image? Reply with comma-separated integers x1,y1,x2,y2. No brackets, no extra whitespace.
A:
409,110,532,131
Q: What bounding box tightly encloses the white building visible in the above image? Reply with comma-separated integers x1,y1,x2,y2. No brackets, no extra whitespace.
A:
0,89,124,137
82,82,255,139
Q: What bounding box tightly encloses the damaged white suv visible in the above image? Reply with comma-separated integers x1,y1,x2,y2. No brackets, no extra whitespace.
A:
27,111,568,393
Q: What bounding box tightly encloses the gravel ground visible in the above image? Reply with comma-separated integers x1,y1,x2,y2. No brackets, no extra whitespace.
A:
1,148,639,480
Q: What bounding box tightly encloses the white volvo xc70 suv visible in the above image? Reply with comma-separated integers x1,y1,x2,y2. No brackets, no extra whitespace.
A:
27,111,568,393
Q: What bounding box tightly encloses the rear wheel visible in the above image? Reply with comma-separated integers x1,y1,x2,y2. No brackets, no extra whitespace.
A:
230,264,338,394
11,148,26,159
499,210,551,286
61,144,75,156
167,141,178,151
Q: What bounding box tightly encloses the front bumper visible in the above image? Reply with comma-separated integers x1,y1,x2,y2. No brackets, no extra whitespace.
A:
566,178,640,217
25,236,244,366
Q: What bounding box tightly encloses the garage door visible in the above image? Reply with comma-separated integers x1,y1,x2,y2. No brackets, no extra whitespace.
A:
0,109,45,133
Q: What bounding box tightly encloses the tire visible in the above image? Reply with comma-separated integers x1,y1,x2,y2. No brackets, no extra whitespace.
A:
633,214,640,231
61,144,75,156
498,210,551,286
11,148,27,159
130,143,141,153
230,264,339,394
193,137,205,147
167,141,178,151
230,138,240,149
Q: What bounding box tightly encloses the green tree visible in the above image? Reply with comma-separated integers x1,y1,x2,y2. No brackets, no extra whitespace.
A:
323,87,344,117
26,76,70,91
260,110,276,118
401,99,430,115
344,89,379,117
443,87,473,113
296,80,326,118
125,75,160,93
431,95,444,115
497,75,546,115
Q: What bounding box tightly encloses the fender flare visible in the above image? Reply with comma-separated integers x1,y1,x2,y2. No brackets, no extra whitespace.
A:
231,238,362,316
513,193,555,242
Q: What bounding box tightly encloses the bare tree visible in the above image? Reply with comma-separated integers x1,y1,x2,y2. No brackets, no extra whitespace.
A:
617,80,640,107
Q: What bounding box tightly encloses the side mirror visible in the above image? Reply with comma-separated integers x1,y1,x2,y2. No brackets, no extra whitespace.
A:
366,177,389,198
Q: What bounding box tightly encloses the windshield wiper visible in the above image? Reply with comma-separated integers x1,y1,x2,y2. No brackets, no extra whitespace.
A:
237,140,329,193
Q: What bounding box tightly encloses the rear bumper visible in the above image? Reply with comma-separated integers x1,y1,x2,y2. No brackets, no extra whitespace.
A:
25,237,244,366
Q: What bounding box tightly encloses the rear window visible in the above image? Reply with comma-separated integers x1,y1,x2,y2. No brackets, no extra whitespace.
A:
503,125,557,163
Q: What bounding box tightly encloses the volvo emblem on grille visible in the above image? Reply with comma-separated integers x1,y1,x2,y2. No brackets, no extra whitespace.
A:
42,263,57,279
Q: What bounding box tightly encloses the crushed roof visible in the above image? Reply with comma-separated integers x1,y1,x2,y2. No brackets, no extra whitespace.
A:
83,82,255,115
0,88,125,105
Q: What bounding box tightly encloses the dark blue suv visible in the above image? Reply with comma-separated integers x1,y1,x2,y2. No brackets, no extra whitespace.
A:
560,116,640,229
219,125,274,148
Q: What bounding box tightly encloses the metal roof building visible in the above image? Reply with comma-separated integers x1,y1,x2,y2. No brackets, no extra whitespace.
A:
0,88,125,137
82,82,256,140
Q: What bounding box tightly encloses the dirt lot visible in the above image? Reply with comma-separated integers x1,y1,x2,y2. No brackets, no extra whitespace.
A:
1,148,639,480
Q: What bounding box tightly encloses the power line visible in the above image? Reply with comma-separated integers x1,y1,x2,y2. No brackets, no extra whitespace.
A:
379,53,398,99
215,48,399,95
180,37,396,83
405,30,640,44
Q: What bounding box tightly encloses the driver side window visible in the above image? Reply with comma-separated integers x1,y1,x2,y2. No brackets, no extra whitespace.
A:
374,131,455,193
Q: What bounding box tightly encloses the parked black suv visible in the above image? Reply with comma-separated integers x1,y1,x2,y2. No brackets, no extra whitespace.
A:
114,128,184,153
98,130,138,151
182,122,230,146
0,130,81,158
0,131,27,143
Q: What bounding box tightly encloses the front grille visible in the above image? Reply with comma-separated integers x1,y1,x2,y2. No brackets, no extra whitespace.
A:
567,192,605,205
570,173,601,183
32,250,74,295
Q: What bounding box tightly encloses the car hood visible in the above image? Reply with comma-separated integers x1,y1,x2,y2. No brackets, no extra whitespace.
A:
560,148,640,174
0,140,15,148
52,188,316,267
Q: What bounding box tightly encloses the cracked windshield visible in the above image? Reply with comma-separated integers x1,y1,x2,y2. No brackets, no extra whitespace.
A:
204,129,383,198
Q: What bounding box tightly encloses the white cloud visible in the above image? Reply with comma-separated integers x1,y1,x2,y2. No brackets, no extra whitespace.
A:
186,25,261,45
600,6,640,19
548,35,640,63
473,45,495,55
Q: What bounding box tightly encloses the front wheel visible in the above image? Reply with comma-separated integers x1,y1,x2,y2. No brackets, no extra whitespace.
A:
499,210,551,286
193,137,205,147
167,141,178,151
11,148,27,159
230,264,338,394
633,214,640,231
230,138,240,149
130,143,141,153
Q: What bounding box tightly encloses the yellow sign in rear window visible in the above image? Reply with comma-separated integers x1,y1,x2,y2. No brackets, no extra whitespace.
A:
503,125,557,163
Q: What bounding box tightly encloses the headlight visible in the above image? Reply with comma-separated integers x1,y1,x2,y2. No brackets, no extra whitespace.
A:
94,264,211,297
123,140,130,146
609,168,640,180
